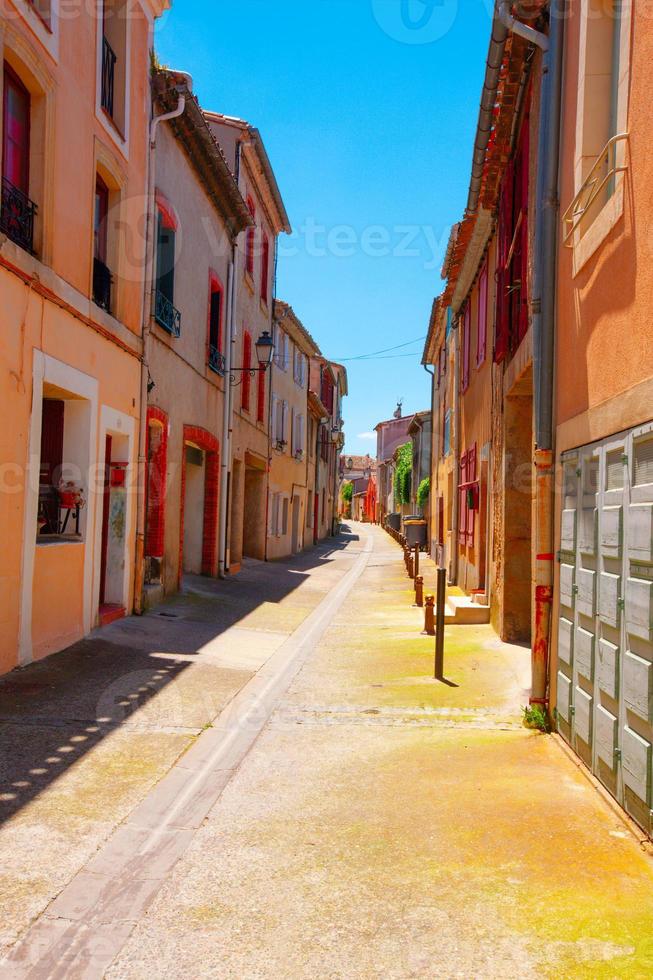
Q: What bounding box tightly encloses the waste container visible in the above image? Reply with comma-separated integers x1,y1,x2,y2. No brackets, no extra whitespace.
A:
386,513,401,531
404,518,427,548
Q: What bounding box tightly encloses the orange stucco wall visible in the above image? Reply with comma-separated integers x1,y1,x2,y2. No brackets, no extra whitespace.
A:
31,542,85,662
556,8,653,444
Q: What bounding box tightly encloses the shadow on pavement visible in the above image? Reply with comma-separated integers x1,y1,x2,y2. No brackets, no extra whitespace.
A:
0,532,355,826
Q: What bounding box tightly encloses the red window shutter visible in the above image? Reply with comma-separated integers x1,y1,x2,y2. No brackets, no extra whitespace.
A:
458,451,467,545
477,261,488,366
2,64,30,194
241,332,252,411
494,158,514,364
40,399,64,486
94,176,109,263
517,112,530,346
257,367,265,424
462,305,471,391
467,444,477,548
261,233,270,303
245,198,255,277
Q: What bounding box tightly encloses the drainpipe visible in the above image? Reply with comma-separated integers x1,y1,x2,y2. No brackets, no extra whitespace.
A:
218,256,235,577
451,315,461,586
531,0,565,706
134,71,191,614
497,2,549,51
424,364,435,550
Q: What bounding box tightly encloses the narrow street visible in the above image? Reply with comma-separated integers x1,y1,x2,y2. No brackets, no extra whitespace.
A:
2,524,653,979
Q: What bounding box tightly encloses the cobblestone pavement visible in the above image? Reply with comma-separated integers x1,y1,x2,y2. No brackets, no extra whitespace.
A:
2,524,653,978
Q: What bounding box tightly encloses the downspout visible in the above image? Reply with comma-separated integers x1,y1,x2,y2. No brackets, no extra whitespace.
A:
134,71,191,614
424,364,435,549
451,315,461,585
218,137,247,577
531,0,565,705
218,256,235,577
497,1,549,51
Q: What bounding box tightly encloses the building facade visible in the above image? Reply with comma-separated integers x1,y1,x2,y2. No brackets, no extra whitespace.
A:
267,300,320,559
374,412,413,523
140,70,252,605
204,112,291,574
0,0,167,673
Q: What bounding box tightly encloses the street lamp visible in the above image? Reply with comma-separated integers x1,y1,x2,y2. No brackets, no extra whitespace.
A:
229,330,275,385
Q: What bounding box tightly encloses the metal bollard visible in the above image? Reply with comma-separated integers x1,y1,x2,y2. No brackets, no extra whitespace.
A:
423,594,435,635
414,575,424,607
434,567,447,680
407,554,414,579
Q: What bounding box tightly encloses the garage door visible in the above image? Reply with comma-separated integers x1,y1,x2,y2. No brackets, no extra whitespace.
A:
557,421,653,836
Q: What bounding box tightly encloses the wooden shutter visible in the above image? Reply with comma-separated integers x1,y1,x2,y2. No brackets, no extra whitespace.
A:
40,399,64,486
257,366,265,423
462,305,471,391
246,197,255,276
515,110,530,346
494,158,514,364
261,233,269,302
458,451,467,545
467,444,477,548
2,64,30,193
477,261,488,365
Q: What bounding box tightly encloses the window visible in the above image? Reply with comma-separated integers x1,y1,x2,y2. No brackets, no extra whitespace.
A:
458,445,477,549
275,331,289,371
261,232,270,303
282,497,289,536
461,304,471,391
101,0,127,135
476,260,488,366
257,366,266,424
293,413,305,457
207,275,224,375
272,397,287,448
37,396,87,541
93,175,112,312
294,349,306,388
270,492,281,537
1,63,36,253
155,200,181,336
241,331,252,411
495,107,529,362
245,196,255,278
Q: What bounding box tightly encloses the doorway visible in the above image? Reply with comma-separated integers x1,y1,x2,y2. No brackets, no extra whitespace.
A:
99,431,129,625
502,367,533,642
182,444,206,575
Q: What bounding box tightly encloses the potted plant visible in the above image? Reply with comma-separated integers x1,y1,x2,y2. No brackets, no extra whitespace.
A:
58,481,85,510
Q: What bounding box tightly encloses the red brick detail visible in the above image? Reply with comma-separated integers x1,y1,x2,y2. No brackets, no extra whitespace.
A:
179,425,220,583
145,406,168,559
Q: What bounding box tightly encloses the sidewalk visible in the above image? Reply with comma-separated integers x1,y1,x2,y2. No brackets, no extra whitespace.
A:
0,535,360,962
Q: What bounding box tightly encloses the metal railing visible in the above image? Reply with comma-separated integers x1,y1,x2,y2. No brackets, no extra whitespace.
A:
101,35,117,119
93,257,112,313
562,133,628,246
155,289,181,337
0,176,37,253
208,344,226,376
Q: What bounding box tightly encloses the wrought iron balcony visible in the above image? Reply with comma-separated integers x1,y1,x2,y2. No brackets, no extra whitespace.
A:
0,177,37,253
101,35,117,119
208,344,226,376
93,257,112,313
155,289,181,337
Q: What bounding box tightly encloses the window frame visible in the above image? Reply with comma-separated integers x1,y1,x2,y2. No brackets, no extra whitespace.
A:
245,195,256,279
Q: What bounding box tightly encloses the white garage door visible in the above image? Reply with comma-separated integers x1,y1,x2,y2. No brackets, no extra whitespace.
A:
557,421,653,835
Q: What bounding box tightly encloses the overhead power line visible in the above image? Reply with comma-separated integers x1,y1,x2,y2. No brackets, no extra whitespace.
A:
336,335,426,362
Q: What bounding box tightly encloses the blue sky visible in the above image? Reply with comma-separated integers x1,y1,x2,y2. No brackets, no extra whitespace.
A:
155,1,493,455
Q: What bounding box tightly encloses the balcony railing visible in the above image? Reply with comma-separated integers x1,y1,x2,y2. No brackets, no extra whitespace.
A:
562,133,628,246
208,344,226,376
155,289,181,337
101,35,117,119
93,257,112,313
0,177,37,253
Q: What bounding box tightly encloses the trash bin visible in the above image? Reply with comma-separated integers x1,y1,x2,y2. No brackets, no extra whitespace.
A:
404,518,427,548
386,513,401,531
